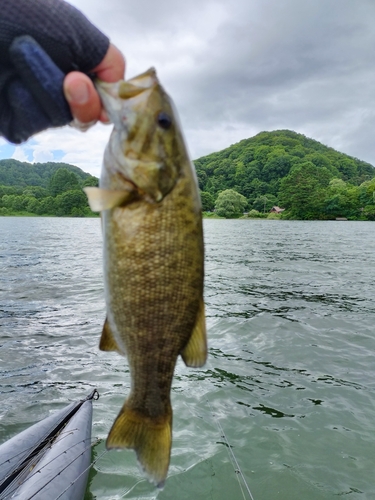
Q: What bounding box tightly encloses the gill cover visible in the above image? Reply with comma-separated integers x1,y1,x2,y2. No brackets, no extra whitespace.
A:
96,68,181,202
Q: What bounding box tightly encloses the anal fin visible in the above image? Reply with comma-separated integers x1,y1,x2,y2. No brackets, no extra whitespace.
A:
181,298,207,367
99,318,122,354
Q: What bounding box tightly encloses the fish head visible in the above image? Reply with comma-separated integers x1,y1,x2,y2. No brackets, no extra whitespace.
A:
96,68,183,202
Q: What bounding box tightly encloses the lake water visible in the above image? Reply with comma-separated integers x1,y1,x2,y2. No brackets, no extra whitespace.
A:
0,217,374,500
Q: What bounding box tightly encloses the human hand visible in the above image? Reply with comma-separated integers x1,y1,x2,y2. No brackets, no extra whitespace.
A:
64,44,125,125
0,0,123,143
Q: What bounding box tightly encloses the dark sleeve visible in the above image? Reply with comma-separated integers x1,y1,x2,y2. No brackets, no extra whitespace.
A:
0,0,110,72
0,0,110,143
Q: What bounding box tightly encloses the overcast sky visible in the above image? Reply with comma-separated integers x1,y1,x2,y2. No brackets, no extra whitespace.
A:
0,0,374,177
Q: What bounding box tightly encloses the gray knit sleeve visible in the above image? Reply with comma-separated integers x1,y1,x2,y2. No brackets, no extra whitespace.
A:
0,0,110,73
0,0,111,143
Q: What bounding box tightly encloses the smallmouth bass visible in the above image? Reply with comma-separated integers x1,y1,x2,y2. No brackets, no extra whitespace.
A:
84,68,206,487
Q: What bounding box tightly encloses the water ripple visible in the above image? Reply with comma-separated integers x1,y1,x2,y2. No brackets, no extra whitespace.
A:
0,218,375,499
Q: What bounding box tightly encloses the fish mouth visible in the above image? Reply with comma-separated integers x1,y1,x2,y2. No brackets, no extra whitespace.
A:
96,68,158,104
126,67,158,88
95,69,158,129
119,68,158,97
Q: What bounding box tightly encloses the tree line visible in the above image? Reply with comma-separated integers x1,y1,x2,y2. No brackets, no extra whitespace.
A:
1,130,375,220
195,129,375,220
0,163,98,217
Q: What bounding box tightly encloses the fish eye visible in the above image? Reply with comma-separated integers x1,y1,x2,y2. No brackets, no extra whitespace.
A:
157,111,172,130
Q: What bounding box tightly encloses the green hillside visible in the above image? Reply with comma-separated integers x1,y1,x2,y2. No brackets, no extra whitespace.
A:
194,130,375,220
0,160,98,217
0,159,92,187
1,130,375,220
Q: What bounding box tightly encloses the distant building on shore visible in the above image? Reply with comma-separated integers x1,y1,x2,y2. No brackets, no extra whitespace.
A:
270,206,285,214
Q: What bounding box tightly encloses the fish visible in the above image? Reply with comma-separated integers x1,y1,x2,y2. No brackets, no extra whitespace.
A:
84,68,206,487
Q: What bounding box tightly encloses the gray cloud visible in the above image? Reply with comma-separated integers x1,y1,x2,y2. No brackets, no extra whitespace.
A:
70,0,375,165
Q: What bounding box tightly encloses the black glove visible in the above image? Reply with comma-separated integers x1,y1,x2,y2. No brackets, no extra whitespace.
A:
0,35,73,144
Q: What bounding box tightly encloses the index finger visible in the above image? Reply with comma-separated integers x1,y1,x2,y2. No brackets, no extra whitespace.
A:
92,43,125,82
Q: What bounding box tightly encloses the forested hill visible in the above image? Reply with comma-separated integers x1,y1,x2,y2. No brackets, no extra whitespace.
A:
194,129,374,201
194,130,375,220
0,159,92,187
0,160,98,217
1,130,375,220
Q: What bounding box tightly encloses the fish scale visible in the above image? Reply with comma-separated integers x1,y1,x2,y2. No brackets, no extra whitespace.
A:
84,67,207,487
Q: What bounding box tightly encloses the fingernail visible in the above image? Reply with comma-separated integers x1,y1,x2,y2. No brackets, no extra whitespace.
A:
66,81,90,105
100,110,111,124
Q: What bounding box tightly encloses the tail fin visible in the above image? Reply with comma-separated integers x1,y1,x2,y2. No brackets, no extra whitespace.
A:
106,403,172,488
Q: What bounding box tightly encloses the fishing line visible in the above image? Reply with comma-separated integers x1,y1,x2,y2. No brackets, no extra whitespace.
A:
122,478,153,498
1,437,95,499
22,438,103,500
0,390,100,496
1,437,100,500
0,428,76,474
201,382,255,500
0,428,87,498
51,447,109,500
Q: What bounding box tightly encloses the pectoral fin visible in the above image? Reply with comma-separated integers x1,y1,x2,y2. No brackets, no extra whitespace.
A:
99,318,122,354
84,187,135,212
181,299,207,367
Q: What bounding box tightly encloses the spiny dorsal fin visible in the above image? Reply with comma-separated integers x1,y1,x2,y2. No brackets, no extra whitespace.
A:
181,298,207,367
83,187,135,212
106,404,172,488
99,318,122,354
